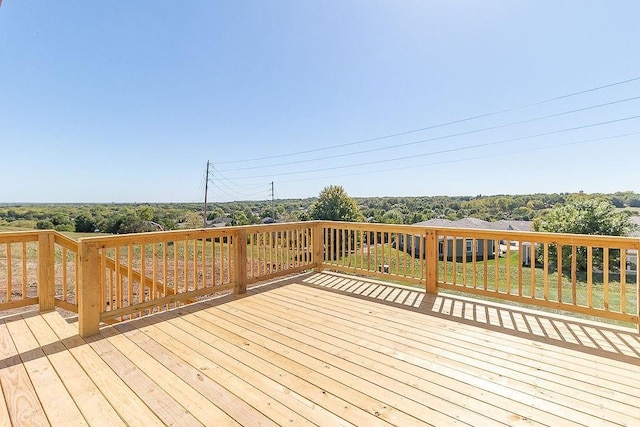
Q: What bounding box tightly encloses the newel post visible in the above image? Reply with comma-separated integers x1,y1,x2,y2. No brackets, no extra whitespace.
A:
313,222,324,273
37,231,55,312
233,229,247,294
78,240,101,337
425,229,438,294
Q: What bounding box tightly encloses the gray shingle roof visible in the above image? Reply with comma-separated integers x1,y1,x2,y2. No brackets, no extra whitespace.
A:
415,217,532,231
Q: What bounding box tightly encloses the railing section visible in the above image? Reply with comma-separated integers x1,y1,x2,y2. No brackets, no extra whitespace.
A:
77,222,316,335
319,221,639,326
245,223,315,283
319,222,428,285
2,223,638,334
0,230,79,312
79,228,235,329
436,228,640,324
0,231,41,310
53,233,79,312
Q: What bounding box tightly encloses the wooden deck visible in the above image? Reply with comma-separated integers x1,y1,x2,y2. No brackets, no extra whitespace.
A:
1,271,639,426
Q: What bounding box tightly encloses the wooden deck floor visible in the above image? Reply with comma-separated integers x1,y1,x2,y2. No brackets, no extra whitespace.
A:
1,271,639,426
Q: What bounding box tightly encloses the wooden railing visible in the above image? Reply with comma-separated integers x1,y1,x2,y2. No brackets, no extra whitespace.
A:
77,222,315,335
0,230,79,313
53,233,79,312
318,221,640,328
2,221,639,335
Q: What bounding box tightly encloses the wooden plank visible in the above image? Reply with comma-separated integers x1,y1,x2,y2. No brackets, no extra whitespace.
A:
268,284,640,425
99,325,236,426
138,316,332,426
200,301,492,426
0,320,48,426
88,328,208,426
286,282,640,389
116,319,282,426
174,306,429,426
7,242,13,304
26,313,125,427
0,356,11,426
7,316,87,426
78,241,102,337
254,290,588,426
142,304,392,427
223,294,557,426
42,312,165,426
0,297,39,311
100,282,235,322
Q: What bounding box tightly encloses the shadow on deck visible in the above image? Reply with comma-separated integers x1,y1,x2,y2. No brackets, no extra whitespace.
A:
302,271,640,366
0,271,638,426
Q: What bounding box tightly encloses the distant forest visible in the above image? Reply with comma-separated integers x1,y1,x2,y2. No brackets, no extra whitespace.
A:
1,191,639,234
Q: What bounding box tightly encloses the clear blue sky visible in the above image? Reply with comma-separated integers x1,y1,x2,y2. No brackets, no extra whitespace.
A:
1,1,639,203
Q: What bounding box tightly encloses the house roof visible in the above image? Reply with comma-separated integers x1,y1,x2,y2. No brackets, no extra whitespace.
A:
627,216,640,237
415,217,533,231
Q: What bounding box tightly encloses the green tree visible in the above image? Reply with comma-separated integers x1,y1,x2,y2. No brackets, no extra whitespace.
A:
75,214,97,233
534,199,634,271
36,220,54,230
310,185,363,260
381,209,404,224
309,185,363,222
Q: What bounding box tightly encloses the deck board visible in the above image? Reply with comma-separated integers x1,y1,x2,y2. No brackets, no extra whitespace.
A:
282,282,640,422
0,319,48,426
24,314,125,427
6,316,86,427
0,271,638,426
264,284,640,425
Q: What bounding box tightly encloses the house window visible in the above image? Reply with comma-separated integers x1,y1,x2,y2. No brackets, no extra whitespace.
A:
466,239,473,254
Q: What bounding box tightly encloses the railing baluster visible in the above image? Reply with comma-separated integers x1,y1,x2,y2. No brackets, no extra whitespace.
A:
543,243,549,301
557,244,563,303
517,240,523,297
603,247,609,311
587,246,593,308
506,241,511,294
7,243,12,303
621,249,627,314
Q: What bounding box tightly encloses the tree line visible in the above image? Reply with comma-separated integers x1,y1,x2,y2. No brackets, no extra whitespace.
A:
1,190,639,235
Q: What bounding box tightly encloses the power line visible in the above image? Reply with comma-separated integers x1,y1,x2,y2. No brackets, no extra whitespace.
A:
212,166,268,191
276,131,640,184
217,95,640,172
215,76,640,165
226,114,640,179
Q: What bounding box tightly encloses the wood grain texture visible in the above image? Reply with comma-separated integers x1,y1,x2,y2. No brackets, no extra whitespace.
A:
0,272,638,426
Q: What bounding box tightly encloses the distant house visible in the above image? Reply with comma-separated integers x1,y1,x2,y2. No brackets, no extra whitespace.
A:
261,217,278,224
393,218,533,261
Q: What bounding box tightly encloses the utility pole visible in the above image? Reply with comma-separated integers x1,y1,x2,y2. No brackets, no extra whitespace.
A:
270,181,275,220
204,160,210,228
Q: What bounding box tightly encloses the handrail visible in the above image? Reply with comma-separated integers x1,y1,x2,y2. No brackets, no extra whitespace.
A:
2,222,639,336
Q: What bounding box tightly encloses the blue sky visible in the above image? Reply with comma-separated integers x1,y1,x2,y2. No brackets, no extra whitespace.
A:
1,1,639,203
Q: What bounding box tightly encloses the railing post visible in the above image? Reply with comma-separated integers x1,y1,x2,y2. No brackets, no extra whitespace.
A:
37,231,55,312
234,229,247,294
425,229,438,294
78,240,101,337
313,222,324,272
